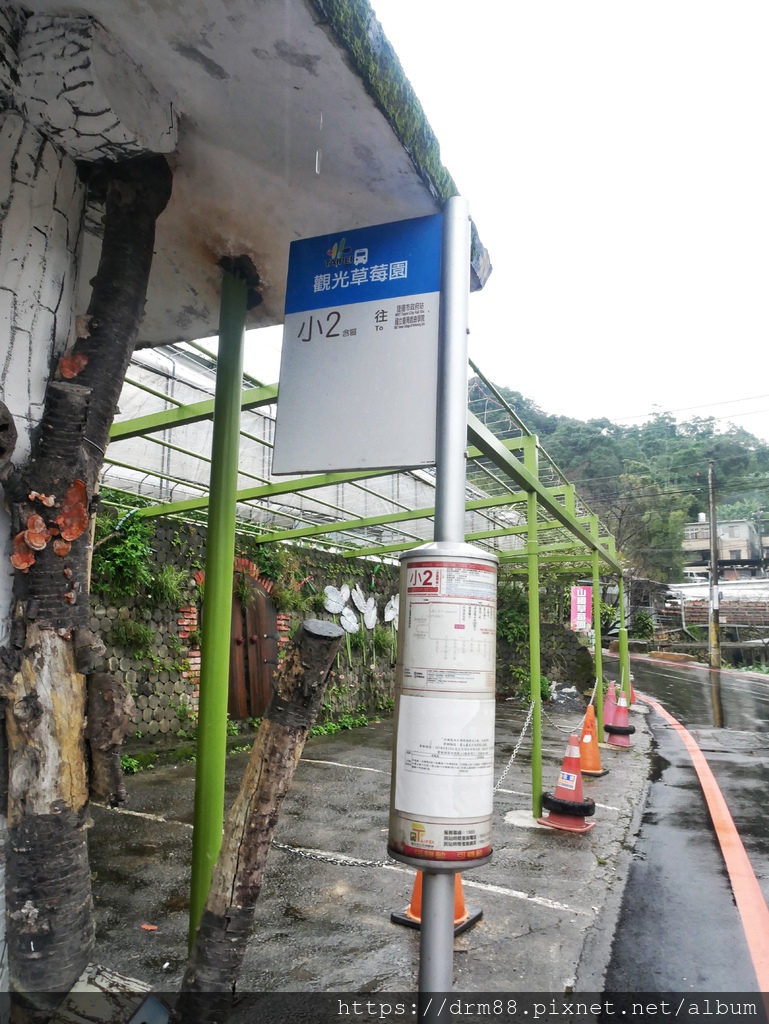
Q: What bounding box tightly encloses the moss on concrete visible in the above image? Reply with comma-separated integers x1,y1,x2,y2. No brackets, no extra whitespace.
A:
312,0,491,291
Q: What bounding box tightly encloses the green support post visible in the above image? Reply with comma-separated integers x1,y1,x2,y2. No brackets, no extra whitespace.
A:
591,518,604,733
524,438,542,817
617,574,631,702
188,268,248,948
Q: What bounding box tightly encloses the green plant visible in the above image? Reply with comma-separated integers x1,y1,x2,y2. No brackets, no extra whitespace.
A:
338,705,369,730
496,580,529,649
235,571,255,608
120,755,141,775
309,721,340,737
600,600,621,634
226,717,240,736
109,619,154,652
91,501,154,602
149,564,188,606
509,665,528,695
250,542,291,582
170,698,196,728
372,624,392,655
508,667,552,702
187,627,202,646
630,609,655,640
167,635,184,655
270,580,308,613
349,628,367,651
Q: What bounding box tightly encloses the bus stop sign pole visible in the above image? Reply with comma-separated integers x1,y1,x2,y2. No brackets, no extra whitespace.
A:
388,197,498,1005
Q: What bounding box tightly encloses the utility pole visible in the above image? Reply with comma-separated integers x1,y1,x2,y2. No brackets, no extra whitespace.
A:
708,460,721,669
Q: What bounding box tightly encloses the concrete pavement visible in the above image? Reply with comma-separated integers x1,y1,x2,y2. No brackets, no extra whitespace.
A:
85,697,651,997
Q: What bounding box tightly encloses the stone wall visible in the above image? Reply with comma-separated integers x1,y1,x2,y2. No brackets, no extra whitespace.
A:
496,621,595,697
90,515,600,733
89,519,401,738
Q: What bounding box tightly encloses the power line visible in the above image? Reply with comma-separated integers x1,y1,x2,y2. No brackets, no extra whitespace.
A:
609,393,769,424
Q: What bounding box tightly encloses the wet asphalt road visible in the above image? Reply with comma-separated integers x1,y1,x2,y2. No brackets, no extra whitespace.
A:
603,656,769,992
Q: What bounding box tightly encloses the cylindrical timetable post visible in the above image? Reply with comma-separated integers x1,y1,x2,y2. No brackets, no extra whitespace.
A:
388,197,497,1000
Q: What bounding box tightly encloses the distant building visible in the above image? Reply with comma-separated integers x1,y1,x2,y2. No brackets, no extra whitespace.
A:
682,515,764,579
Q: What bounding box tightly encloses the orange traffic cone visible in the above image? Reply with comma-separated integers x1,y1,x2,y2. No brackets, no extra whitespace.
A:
538,733,596,833
390,872,482,935
605,693,636,748
629,674,637,706
603,681,618,729
579,705,609,777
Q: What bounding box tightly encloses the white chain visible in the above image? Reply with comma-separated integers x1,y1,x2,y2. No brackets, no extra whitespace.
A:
542,675,599,736
494,700,535,792
541,706,574,734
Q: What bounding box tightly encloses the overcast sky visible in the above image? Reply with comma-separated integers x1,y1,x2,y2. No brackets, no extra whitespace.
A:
243,3,769,445
364,0,769,444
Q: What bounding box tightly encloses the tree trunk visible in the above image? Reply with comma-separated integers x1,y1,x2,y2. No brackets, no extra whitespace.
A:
0,155,172,1017
175,619,344,1024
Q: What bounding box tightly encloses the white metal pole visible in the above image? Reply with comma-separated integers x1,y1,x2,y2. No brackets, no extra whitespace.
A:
434,196,471,545
418,195,471,1001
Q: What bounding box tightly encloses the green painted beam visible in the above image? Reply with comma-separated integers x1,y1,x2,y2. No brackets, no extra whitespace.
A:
498,553,602,565
248,487,587,550
468,357,532,438
470,517,590,543
248,490,536,546
124,375,186,408
102,458,208,493
136,469,557,529
499,539,593,555
466,436,528,458
109,384,278,441
466,412,622,572
134,466,398,518
343,538,424,558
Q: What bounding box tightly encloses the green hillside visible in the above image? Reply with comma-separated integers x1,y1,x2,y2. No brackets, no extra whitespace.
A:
469,377,769,582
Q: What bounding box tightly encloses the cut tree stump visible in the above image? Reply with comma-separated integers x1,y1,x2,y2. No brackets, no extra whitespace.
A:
174,618,344,1023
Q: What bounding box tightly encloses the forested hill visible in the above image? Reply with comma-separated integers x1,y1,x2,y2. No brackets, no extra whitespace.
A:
468,377,769,582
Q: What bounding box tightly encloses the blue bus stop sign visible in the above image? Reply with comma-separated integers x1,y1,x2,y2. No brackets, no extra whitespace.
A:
272,213,442,474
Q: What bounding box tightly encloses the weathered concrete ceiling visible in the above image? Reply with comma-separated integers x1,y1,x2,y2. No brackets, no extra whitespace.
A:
16,0,490,345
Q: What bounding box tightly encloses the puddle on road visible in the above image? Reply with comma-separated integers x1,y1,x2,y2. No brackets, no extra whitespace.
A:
647,744,669,783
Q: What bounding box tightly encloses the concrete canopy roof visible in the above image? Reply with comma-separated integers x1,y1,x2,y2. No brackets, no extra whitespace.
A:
20,0,491,345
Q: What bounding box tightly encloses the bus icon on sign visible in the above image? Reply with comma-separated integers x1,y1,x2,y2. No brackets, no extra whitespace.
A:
353,247,368,266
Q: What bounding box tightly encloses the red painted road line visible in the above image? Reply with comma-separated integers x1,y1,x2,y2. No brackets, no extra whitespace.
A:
640,693,769,991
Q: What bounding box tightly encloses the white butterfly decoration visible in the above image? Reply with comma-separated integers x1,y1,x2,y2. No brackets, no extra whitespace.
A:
363,597,378,630
340,607,360,633
350,583,378,630
384,594,399,629
323,584,350,614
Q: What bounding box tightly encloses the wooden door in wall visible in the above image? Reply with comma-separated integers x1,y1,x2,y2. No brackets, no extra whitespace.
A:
228,575,279,720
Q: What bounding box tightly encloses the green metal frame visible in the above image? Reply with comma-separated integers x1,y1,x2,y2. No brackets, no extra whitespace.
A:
109,383,277,441
188,270,248,947
108,344,628,854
